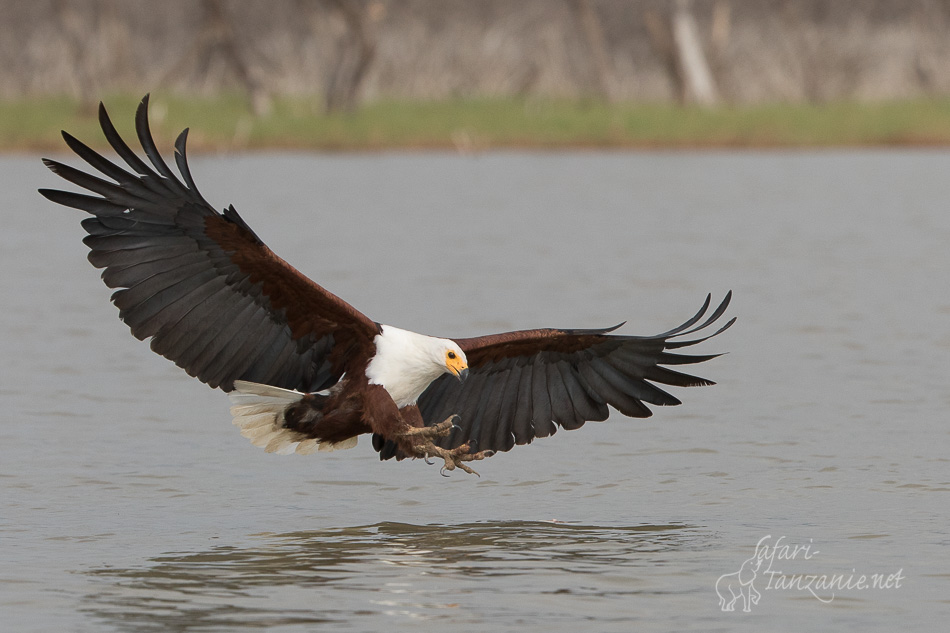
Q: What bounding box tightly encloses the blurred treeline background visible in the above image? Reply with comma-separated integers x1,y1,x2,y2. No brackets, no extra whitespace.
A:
5,0,950,148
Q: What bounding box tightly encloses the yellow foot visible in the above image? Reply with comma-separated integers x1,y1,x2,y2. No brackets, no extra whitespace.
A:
397,415,459,441
411,440,495,477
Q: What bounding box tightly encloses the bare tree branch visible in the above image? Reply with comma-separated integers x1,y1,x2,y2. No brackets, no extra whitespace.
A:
567,0,614,100
323,0,377,113
161,0,272,115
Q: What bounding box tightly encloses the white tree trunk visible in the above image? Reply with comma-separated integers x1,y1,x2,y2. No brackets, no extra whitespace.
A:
672,0,719,106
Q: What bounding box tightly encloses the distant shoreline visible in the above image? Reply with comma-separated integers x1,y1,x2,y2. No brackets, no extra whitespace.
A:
6,94,950,152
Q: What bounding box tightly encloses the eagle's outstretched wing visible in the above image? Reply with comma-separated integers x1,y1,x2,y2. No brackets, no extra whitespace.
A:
40,95,378,392
410,292,734,455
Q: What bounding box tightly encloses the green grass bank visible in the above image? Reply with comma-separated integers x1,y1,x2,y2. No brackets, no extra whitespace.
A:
5,94,950,152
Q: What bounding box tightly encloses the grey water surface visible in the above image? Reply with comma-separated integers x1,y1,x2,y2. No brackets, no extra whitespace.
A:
2,151,948,632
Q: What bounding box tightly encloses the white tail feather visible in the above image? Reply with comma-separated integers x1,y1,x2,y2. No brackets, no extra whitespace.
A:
318,436,358,451
228,381,357,455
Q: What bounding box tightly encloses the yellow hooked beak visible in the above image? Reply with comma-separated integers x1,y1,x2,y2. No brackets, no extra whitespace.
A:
446,352,469,382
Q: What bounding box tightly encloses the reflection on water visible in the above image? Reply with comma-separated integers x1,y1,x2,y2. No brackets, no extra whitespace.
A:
83,521,698,631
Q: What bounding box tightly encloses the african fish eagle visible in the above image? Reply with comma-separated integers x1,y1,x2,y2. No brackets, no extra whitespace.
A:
39,96,734,475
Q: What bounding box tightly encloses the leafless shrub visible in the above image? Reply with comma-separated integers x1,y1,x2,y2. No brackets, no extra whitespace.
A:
2,0,949,108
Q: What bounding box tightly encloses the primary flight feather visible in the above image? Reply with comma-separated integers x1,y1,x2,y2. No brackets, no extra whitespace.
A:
40,96,734,475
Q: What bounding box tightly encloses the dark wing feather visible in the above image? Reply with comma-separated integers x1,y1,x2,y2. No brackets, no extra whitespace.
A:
416,292,734,455
40,95,378,392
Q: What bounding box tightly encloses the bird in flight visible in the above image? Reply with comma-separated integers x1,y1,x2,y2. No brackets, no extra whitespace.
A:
40,96,734,476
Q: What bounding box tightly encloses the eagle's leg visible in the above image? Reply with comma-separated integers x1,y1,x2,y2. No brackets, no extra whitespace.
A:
397,415,458,441
393,415,493,475
411,441,494,477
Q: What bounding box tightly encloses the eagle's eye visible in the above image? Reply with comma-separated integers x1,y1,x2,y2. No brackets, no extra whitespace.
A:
447,351,457,360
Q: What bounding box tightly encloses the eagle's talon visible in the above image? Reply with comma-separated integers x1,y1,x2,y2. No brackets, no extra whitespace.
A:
409,438,488,477
457,462,480,477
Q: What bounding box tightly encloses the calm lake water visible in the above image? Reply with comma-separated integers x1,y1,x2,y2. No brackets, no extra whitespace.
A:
2,150,948,631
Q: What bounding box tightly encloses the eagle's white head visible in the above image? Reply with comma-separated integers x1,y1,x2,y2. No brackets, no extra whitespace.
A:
365,325,469,408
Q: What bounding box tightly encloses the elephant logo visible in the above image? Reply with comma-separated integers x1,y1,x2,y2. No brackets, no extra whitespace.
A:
715,535,770,612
